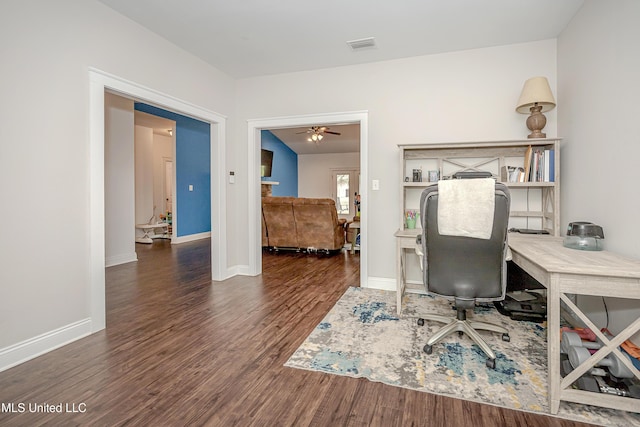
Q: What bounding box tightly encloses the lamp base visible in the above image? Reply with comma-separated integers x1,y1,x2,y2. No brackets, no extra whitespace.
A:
528,130,546,139
526,105,547,139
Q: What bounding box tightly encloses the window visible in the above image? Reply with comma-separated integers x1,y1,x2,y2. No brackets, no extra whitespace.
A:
331,169,360,218
336,174,350,214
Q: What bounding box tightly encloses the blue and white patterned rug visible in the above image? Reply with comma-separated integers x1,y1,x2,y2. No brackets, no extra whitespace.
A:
285,287,640,427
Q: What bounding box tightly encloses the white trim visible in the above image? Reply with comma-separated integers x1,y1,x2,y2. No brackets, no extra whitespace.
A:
227,264,252,277
89,68,228,335
247,111,369,288
365,276,396,291
0,319,92,373
105,252,138,267
172,231,212,244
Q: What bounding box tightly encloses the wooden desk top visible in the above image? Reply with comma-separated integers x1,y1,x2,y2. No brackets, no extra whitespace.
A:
394,228,422,238
508,234,640,279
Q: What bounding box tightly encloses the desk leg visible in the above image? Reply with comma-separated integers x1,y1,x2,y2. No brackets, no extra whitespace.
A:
396,240,404,315
351,230,357,255
547,274,561,414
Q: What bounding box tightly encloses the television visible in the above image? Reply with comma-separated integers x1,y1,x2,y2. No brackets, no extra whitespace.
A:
261,149,274,178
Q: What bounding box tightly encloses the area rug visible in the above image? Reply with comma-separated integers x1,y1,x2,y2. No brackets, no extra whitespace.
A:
285,287,640,427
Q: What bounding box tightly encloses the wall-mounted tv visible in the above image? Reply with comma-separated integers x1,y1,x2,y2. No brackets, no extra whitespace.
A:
261,149,274,178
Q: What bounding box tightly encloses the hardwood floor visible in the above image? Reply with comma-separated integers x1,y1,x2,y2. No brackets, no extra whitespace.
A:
0,239,594,426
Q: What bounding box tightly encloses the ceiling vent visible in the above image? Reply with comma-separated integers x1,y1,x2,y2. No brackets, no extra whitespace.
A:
347,37,376,51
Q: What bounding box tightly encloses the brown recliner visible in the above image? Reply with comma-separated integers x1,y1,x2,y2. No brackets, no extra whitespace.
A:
292,198,346,251
261,197,346,252
261,197,299,249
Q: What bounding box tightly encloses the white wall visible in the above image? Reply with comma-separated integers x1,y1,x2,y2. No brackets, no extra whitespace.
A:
298,152,360,198
135,126,154,225
236,40,558,282
105,93,136,267
558,0,640,342
0,0,234,366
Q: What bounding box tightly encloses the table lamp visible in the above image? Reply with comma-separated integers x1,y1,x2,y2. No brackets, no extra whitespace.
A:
516,77,556,139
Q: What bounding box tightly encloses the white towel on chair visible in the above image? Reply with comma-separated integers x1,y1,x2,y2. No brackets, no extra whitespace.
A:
438,178,495,240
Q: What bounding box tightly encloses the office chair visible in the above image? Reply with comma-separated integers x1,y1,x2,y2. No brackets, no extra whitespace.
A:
416,177,511,369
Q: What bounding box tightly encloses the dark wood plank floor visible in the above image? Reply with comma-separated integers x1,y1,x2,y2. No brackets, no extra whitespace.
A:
0,239,594,426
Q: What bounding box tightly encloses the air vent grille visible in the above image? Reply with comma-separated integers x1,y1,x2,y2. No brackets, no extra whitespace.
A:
347,37,376,51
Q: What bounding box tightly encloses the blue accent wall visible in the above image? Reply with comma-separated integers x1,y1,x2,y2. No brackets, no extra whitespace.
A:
261,130,298,197
135,103,211,237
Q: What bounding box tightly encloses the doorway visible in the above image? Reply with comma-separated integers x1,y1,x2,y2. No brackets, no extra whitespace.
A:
163,158,173,215
331,169,360,220
89,68,227,332
247,111,369,287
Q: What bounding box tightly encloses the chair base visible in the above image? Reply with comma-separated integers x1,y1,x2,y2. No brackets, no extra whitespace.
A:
418,313,509,365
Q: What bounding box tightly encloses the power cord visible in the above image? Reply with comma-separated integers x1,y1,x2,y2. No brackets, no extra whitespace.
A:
602,297,610,330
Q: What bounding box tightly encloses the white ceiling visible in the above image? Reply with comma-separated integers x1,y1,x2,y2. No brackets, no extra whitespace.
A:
135,110,175,137
98,0,584,79
101,0,584,153
269,124,360,155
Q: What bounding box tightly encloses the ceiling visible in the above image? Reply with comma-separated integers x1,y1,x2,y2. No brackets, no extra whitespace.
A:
98,0,584,79
101,0,584,153
135,110,175,137
269,125,360,155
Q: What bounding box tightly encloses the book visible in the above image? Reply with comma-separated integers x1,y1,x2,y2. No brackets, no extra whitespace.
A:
523,146,532,182
543,150,550,181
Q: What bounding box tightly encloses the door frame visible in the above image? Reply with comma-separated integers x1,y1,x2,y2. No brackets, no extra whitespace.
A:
89,68,227,332
247,111,368,287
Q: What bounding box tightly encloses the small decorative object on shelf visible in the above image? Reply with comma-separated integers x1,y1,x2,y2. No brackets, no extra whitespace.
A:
405,210,417,229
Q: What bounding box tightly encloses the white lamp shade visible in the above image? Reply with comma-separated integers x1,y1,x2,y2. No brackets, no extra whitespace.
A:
516,76,556,113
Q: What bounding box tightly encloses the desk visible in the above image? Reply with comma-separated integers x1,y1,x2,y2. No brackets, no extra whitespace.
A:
135,223,170,244
508,234,640,414
349,221,361,255
395,228,424,315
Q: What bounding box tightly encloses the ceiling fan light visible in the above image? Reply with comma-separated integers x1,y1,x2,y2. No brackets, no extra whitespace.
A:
318,134,323,141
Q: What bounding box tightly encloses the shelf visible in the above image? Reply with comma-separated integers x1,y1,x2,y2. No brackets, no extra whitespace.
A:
505,182,556,188
404,181,556,188
403,182,437,187
398,138,561,236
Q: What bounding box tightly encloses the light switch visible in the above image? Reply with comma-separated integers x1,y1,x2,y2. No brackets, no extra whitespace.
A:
189,185,194,191
372,179,380,190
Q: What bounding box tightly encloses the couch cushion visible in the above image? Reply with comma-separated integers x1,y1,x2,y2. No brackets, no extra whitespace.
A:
292,198,344,250
262,197,298,248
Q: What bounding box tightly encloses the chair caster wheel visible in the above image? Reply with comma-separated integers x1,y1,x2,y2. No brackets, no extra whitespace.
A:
417,318,425,326
423,345,433,354
486,358,496,369
502,333,510,342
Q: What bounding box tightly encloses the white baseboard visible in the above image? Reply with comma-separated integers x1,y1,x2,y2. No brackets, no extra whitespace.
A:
0,319,93,373
365,276,396,291
226,264,252,277
105,252,138,267
172,231,211,245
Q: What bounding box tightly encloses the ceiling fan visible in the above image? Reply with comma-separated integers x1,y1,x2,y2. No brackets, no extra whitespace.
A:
296,126,341,143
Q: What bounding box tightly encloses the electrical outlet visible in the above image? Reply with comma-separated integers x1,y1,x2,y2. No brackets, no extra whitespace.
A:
372,179,380,190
